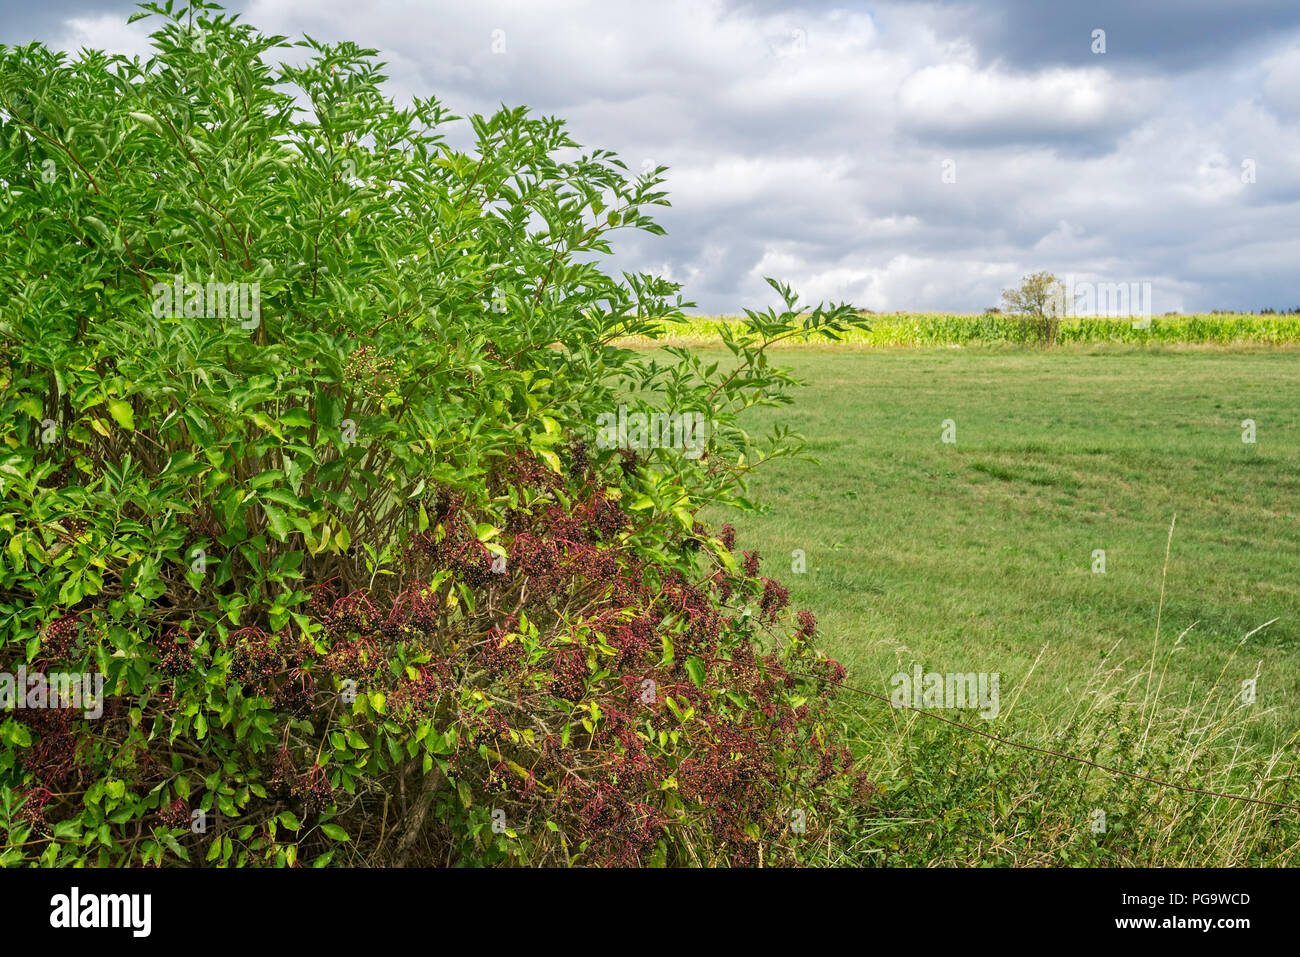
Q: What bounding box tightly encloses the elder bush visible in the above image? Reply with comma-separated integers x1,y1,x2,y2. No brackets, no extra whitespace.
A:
0,1,868,866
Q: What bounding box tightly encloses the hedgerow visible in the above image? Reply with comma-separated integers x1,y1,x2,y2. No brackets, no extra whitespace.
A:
0,1,869,866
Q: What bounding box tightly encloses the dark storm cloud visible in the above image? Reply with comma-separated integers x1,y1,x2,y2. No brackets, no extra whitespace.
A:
727,0,1300,71
909,0,1300,71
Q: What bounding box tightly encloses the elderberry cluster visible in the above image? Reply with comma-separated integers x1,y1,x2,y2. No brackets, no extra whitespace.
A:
294,765,334,816
156,627,196,677
759,577,791,623
228,627,282,692
159,797,189,830
16,788,52,838
39,615,81,662
274,669,317,717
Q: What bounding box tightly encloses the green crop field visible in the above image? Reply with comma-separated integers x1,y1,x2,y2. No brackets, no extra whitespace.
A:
620,312,1300,348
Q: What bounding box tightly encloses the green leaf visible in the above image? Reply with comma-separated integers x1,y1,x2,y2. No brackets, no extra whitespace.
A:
260,488,304,510
161,832,190,861
320,822,350,842
106,398,134,431
1,720,32,748
128,111,163,134
262,504,290,541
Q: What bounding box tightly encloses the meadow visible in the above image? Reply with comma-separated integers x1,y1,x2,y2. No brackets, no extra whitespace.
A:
689,341,1300,864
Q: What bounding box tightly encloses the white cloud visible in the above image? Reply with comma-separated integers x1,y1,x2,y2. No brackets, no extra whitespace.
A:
1262,44,1300,116
897,63,1158,144
57,13,155,61
24,0,1300,313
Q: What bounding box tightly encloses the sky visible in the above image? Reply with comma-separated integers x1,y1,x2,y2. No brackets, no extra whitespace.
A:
3,0,1298,314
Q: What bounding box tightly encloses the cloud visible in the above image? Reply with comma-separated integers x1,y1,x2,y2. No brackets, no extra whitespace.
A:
0,0,141,48
1262,44,1300,117
903,0,1300,72
897,63,1160,151
3,0,1297,313
53,12,156,60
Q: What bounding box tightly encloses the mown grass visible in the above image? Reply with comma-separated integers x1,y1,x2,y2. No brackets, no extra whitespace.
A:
684,343,1300,864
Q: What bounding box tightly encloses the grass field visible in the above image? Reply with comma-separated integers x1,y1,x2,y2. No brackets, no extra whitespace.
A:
699,344,1300,745
686,342,1300,863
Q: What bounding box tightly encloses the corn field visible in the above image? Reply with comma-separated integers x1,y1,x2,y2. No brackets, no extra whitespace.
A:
620,312,1300,347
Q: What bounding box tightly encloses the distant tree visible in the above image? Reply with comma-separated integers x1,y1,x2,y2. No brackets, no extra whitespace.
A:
1001,271,1065,346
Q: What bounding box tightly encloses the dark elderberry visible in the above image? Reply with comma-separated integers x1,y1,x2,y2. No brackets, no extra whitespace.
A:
295,764,334,816
39,615,81,661
795,610,817,639
159,797,189,830
618,447,639,476
550,649,587,701
275,669,317,717
568,438,590,479
16,788,52,838
157,627,196,677
229,628,282,692
759,577,791,622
